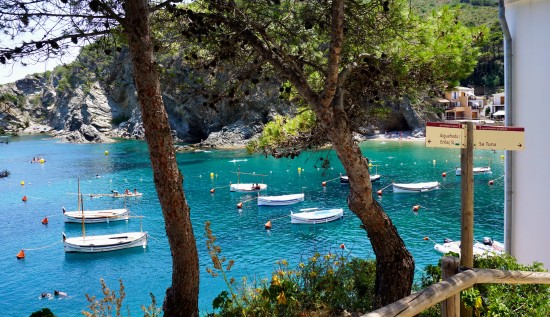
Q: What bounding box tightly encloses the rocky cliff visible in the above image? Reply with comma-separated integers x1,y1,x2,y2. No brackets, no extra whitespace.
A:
0,48,428,146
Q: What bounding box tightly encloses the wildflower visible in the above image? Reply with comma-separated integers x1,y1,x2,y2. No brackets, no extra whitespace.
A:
299,262,305,268
310,256,317,263
277,291,287,305
271,274,281,287
281,259,288,266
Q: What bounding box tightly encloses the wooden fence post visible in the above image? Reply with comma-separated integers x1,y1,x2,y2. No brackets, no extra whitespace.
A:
441,256,460,317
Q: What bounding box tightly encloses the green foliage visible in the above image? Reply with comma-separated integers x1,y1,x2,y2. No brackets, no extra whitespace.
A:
417,254,550,317
0,92,25,106
246,109,316,157
206,222,377,316
29,308,55,317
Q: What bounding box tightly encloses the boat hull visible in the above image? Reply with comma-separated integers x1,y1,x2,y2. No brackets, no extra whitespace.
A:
455,167,492,176
258,193,304,206
392,182,440,193
290,208,343,224
340,174,380,184
230,183,267,192
63,232,148,253
63,208,130,223
434,239,504,257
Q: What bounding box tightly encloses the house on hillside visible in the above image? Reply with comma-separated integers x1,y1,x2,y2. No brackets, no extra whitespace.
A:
436,86,485,121
490,92,505,120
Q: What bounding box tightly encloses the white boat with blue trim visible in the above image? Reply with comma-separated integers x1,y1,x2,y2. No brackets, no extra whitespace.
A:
434,237,504,257
258,193,304,206
290,208,343,224
392,181,440,193
63,231,148,253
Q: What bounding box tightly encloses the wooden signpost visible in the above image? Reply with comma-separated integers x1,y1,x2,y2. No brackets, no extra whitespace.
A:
426,121,525,316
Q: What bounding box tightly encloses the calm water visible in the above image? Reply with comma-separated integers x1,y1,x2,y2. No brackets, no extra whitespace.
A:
0,135,504,316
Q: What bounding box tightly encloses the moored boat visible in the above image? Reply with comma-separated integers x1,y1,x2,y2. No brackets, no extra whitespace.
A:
340,174,381,184
258,193,304,206
455,166,492,176
434,237,504,257
63,207,130,223
392,181,440,193
63,231,148,253
230,183,268,192
290,208,343,224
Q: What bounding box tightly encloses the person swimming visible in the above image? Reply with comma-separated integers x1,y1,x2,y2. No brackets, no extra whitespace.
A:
40,292,52,299
54,290,67,297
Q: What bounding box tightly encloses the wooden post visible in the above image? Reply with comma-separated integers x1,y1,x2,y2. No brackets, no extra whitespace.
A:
460,122,474,317
441,256,460,317
460,122,474,268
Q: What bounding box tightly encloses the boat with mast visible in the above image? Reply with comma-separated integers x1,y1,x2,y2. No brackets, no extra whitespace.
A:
230,165,268,192
63,179,130,223
62,179,147,253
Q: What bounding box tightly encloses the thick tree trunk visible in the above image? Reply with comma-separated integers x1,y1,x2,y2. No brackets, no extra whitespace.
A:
324,93,415,308
124,1,199,316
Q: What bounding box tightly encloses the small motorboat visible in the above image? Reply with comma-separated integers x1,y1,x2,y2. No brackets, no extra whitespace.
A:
392,181,440,193
290,208,343,224
63,207,130,223
258,193,304,206
455,166,492,176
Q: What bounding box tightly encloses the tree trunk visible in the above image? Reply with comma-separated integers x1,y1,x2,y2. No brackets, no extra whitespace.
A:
324,91,415,308
124,1,199,316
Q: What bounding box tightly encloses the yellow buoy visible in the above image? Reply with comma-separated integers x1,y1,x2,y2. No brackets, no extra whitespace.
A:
368,163,373,167
104,150,109,156
210,172,214,178
500,155,504,159
298,167,301,173
39,158,45,163
20,180,25,186
432,159,436,165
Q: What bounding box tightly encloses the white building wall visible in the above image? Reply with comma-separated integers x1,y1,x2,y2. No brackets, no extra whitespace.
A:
506,0,550,268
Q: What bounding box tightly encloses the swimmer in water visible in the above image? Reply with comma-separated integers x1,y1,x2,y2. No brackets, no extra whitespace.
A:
54,290,67,297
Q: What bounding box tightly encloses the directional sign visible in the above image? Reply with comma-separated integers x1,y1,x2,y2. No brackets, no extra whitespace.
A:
425,122,466,148
474,125,525,151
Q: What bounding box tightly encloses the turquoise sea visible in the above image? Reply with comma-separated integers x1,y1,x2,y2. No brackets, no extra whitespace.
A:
0,135,504,316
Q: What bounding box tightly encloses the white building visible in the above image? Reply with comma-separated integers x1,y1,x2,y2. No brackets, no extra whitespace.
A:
505,0,550,269
490,92,505,119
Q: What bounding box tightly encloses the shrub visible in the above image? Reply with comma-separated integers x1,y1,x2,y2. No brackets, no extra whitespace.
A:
417,254,550,316
206,221,376,316
29,308,55,317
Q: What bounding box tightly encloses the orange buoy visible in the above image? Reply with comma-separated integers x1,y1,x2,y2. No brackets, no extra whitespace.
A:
321,181,327,187
264,220,272,229
340,243,345,249
423,237,429,241
237,202,243,209
42,217,48,225
377,190,382,196
22,196,27,202
210,188,215,193
412,205,420,212
16,249,25,259
442,172,447,177
488,180,494,186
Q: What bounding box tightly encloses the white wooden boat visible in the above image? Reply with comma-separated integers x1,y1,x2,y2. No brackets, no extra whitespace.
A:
230,183,268,192
63,231,148,253
63,207,129,223
290,208,343,224
91,190,143,198
230,166,268,192
392,181,440,193
340,174,381,184
455,166,492,176
64,181,131,223
62,179,147,253
434,237,504,257
258,193,304,206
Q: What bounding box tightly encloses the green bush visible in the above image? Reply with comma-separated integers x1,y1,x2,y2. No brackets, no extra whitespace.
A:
417,254,550,317
205,221,376,316
29,308,55,317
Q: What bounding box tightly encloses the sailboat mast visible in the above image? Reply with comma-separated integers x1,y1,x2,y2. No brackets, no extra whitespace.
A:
237,165,241,184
